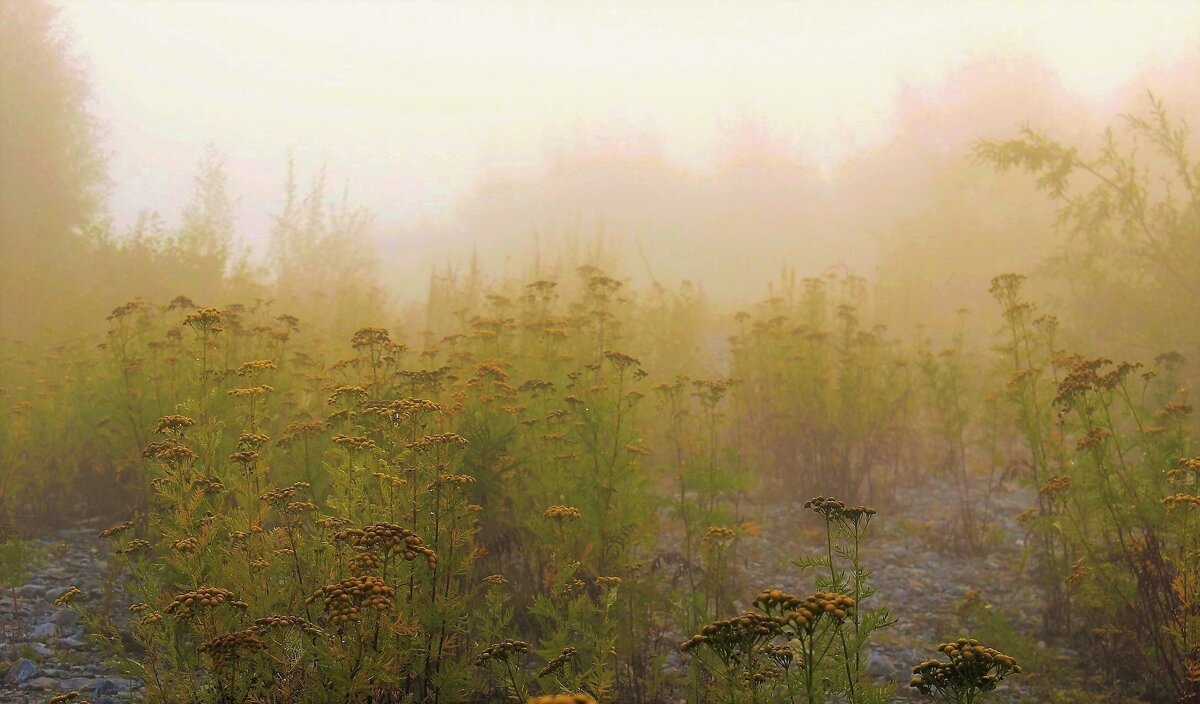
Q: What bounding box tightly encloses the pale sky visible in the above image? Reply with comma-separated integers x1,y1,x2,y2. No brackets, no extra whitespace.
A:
59,0,1200,250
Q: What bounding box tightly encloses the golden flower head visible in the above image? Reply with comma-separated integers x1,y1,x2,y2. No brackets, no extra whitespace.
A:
54,586,83,607
544,505,582,521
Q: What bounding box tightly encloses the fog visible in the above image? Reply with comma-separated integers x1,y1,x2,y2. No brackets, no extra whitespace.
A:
5,4,1200,701
58,0,1200,302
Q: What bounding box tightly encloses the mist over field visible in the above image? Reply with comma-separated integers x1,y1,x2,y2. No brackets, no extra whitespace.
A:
1,2,1198,703
49,1,1200,304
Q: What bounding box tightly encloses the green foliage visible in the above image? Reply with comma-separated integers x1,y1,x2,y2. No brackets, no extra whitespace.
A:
989,272,1196,701
977,94,1200,361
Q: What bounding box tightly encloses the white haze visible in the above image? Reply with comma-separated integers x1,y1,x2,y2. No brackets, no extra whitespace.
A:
59,0,1200,295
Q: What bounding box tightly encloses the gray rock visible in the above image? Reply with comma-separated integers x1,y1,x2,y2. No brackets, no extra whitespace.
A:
59,635,90,649
53,608,80,627
3,657,38,685
94,678,121,695
60,676,102,691
17,582,44,598
24,676,59,690
31,621,57,638
866,650,898,679
30,643,55,657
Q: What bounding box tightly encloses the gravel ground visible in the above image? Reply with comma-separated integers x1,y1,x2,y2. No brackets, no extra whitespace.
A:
730,474,1097,703
0,519,140,703
1,473,1104,703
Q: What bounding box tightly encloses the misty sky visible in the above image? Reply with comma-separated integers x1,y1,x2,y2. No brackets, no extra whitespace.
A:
60,0,1200,255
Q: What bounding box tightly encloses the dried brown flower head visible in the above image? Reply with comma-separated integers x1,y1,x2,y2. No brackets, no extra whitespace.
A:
307,575,397,624
474,638,530,666
165,586,247,621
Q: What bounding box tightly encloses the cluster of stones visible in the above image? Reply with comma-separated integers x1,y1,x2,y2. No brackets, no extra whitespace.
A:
909,638,1022,698
306,575,396,624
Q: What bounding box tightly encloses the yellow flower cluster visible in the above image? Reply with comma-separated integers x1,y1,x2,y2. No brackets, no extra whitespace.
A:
526,695,597,704
544,505,582,521
307,575,397,624
1075,427,1111,451
141,440,198,465
474,638,530,666
803,496,877,524
153,414,195,435
115,539,151,556
909,638,1021,698
260,481,312,506
781,592,856,632
406,433,469,452
537,646,578,677
98,519,134,539
54,586,82,606
1039,475,1072,496
679,612,783,657
228,384,273,398
332,434,376,452
164,586,248,622
752,588,803,615
182,307,223,332
172,537,199,553
1164,494,1200,513
253,614,323,636
197,628,267,669
351,327,392,349
701,526,736,546
333,522,437,568
348,551,381,575
235,359,276,376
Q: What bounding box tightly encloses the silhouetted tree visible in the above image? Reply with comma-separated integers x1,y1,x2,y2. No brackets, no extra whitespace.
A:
0,0,105,338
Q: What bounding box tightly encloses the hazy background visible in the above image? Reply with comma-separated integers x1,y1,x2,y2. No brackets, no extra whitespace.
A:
0,0,1191,347
56,0,1200,300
